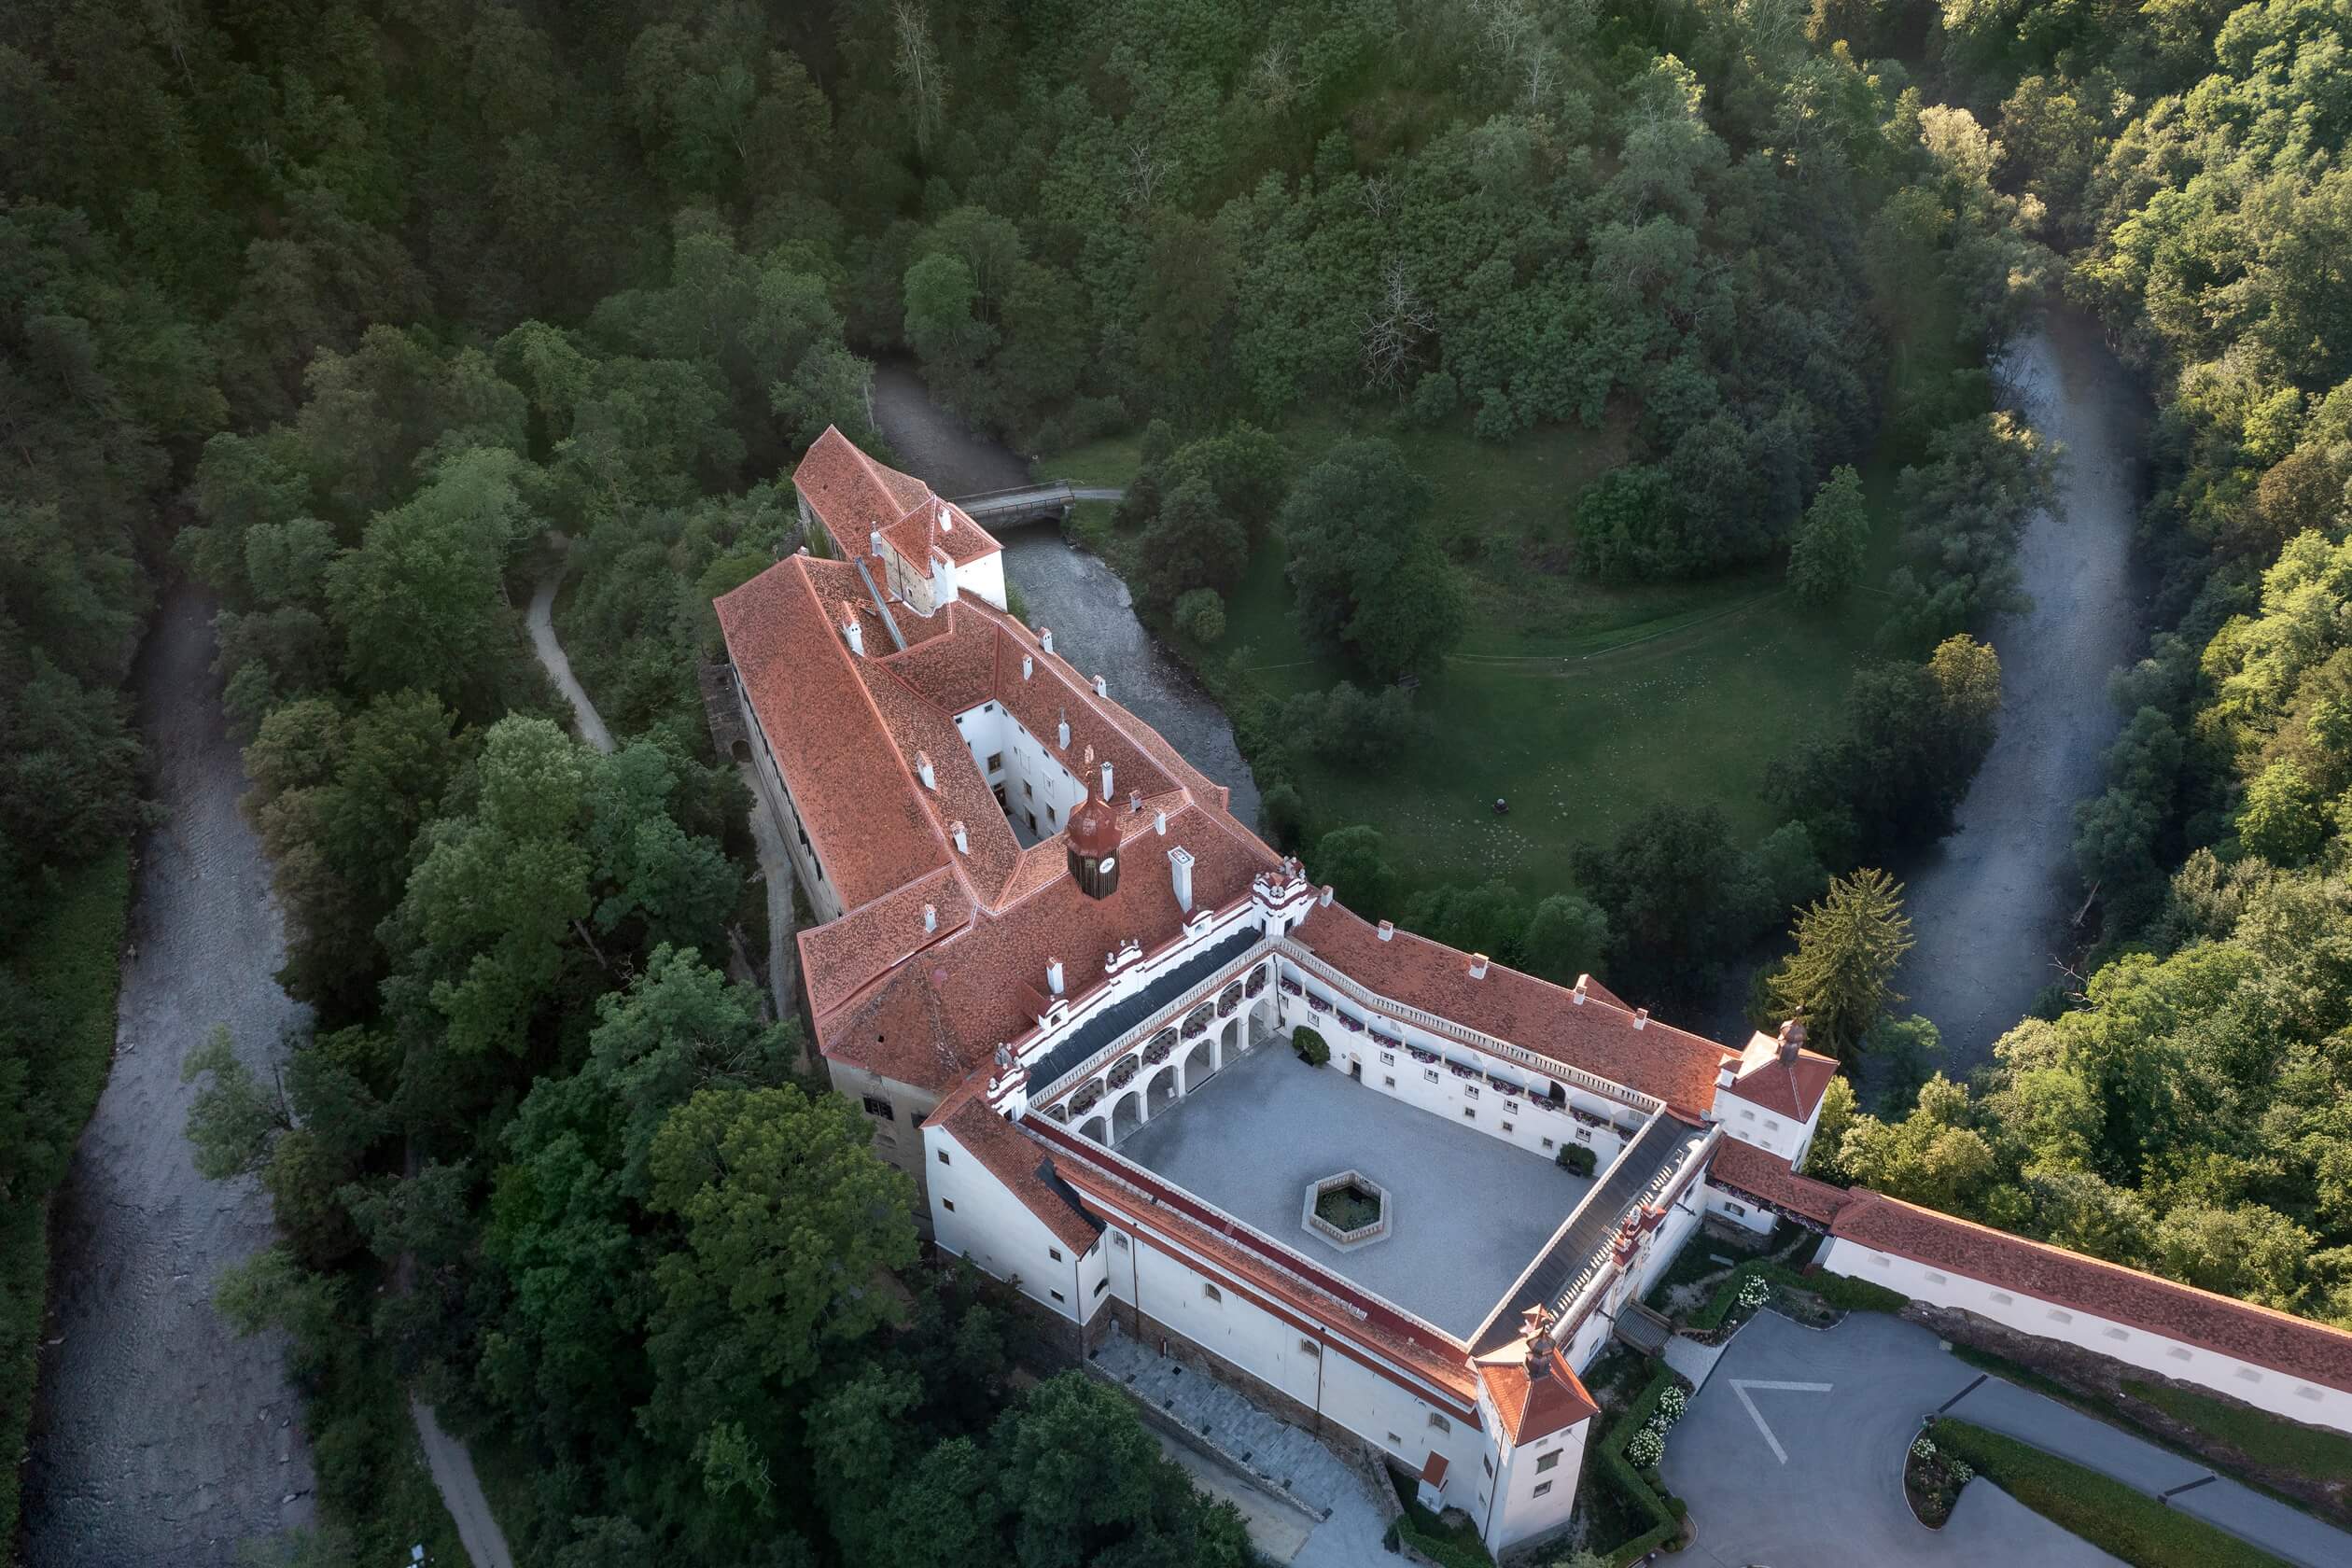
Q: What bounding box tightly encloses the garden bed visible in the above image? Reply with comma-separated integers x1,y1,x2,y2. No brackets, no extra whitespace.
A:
1903,1430,1974,1526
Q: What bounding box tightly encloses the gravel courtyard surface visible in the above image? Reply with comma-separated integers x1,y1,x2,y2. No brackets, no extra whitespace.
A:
22,586,315,1565
1113,1044,1591,1337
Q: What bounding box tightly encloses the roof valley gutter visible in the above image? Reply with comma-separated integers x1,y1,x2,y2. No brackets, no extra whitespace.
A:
854,557,909,651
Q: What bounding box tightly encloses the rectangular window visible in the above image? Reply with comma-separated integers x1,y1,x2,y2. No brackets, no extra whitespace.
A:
1049,1248,1063,1263
861,1096,895,1121
1463,1085,1479,1099
1299,1338,1320,1357
2166,1347,2192,1362
1113,1233,1128,1250
1023,780,1033,798
1379,1051,1394,1065
1535,1451,1561,1474
1387,1433,1403,1448
1723,1201,1746,1217
2104,1327,2129,1341
2236,1368,2263,1383
1533,1480,1553,1498
987,752,1004,772
1542,1138,1556,1151
1482,1456,1493,1478
1739,1109,1756,1121
2297,1386,2325,1402
1501,1121,1514,1133
1766,1118,1782,1130
1424,1069,1440,1084
1202,1282,1222,1303
1427,1413,1450,1433
1575,1129,1591,1142
1049,1289,1065,1303
874,1131,896,1147
1991,1292,2014,1305
2048,1309,2072,1323
937,1149,951,1165
1925,1270,1948,1283
1462,1109,1476,1120
1383,1076,1396,1088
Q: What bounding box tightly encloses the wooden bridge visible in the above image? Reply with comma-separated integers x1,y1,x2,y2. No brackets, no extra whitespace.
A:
949,481,1127,527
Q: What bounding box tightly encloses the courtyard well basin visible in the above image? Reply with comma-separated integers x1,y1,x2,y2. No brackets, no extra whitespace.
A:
1113,1043,1592,1337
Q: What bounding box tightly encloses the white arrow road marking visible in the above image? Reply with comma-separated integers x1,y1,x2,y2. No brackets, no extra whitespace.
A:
1728,1379,1834,1463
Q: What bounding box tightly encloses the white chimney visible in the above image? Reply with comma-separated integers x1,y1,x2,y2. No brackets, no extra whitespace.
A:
931,550,957,609
1469,953,1490,979
1039,627,1055,655
1573,974,1589,1005
1715,1060,1735,1090
1093,674,1107,697
1046,957,1065,995
840,609,863,657
869,527,884,557
1128,790,1142,813
795,544,810,556
922,903,937,932
1155,809,1167,835
1099,762,1113,802
914,749,936,790
1057,709,1071,749
1633,1008,1649,1030
1378,919,1393,942
1022,653,1034,680
948,819,968,853
1168,845,1196,913
939,502,953,532
1318,885,1334,907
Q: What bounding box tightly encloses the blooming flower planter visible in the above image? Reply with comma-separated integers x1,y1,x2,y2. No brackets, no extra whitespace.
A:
1305,995,1330,1015
1280,978,1303,997
1109,1056,1141,1088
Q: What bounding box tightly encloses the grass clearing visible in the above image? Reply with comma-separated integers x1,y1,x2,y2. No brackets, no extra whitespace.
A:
2123,1379,2352,1487
1057,416,1910,892
1929,1417,2292,1568
1,844,133,1549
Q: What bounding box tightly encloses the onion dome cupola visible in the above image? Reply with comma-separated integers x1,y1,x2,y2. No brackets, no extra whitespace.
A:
1066,795,1122,900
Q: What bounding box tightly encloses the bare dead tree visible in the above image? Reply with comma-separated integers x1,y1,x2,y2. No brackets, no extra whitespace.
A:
1524,48,1552,110
1125,138,1170,212
1358,175,1392,220
1250,40,1297,116
891,0,946,153
1360,259,1435,395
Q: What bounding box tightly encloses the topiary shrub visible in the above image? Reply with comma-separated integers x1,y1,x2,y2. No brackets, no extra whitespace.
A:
1293,1027,1329,1067
1557,1143,1597,1178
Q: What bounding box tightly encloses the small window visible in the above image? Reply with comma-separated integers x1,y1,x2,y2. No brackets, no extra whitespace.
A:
1536,1451,1561,1473
1463,1085,1479,1099
1299,1337,1320,1357
1869,1255,1891,1268
1424,1069,1440,1084
1925,1270,1948,1283
942,1198,956,1211
1724,1201,1746,1217
2296,1385,2324,1402
1046,807,1057,825
1094,1278,1110,1296
2104,1327,2130,1342
937,1149,951,1165
1113,1233,1129,1250
1427,1413,1450,1434
2236,1368,2262,1384
1379,1051,1395,1065
874,1130,896,1147
1575,1129,1592,1142
987,751,1003,772
1482,1455,1493,1477
1383,1075,1396,1088
1991,1292,2014,1305
1739,1109,1756,1121
1462,1108,1476,1121
1202,1282,1222,1304
1765,1118,1782,1130
1501,1121,1514,1133
2048,1309,2072,1324
1049,1247,1063,1263
1049,1289,1065,1302
1387,1432,1403,1448
861,1096,895,1121
1023,780,1033,798
1533,1480,1553,1498
2167,1347,2192,1363
1542,1138,1555,1151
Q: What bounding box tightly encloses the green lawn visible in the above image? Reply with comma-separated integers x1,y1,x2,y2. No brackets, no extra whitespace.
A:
2124,1379,2352,1487
1049,415,1908,894
1929,1418,2291,1568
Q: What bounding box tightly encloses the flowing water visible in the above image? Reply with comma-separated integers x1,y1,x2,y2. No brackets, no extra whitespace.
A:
1887,309,2150,1078
870,364,1263,830
23,586,315,1564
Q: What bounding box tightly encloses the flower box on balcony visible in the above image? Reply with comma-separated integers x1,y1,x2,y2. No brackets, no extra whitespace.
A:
1487,1074,1519,1096
1336,1014,1365,1034
1370,1031,1402,1050
1109,1056,1141,1089
1182,1017,1208,1038
1071,1085,1102,1114
1217,996,1239,1016
1407,1045,1438,1065
1281,978,1304,997
1246,970,1268,996
1305,995,1330,1015
1446,1062,1477,1080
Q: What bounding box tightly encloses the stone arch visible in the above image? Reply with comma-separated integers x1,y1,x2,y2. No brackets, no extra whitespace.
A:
1112,1090,1145,1141
1219,1017,1239,1060
1146,1064,1180,1117
730,738,751,764
1108,1053,1141,1091
1079,1114,1109,1145
1216,979,1244,1017
1183,1037,1217,1092
1248,993,1276,1049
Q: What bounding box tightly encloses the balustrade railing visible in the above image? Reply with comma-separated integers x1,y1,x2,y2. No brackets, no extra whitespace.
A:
1032,959,1255,1107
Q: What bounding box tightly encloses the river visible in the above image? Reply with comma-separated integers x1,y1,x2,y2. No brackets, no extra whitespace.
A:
23,587,315,1565
870,363,1263,829
1887,308,2149,1079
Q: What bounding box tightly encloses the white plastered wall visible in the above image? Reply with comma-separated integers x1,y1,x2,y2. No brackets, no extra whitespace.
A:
925,1117,1094,1321
956,552,1007,610
1712,1085,1815,1163
1819,1238,2352,1437
952,701,1089,841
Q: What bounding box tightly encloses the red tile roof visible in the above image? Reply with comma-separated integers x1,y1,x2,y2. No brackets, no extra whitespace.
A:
714,556,950,911
1707,1139,1853,1227
1832,1191,2352,1394
882,494,1001,569
792,426,931,546
1722,1031,1840,1121
930,1087,1099,1254
1419,1451,1449,1486
1289,903,1730,1115
1477,1345,1598,1443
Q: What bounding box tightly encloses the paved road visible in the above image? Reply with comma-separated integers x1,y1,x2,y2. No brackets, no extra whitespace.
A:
21,587,316,1566
1667,1311,2352,1568
526,536,614,755
1664,1312,2122,1567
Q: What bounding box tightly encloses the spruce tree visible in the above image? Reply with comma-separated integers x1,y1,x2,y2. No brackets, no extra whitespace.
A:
1766,868,1914,1059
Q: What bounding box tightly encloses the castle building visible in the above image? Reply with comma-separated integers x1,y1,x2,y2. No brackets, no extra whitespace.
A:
717,429,2352,1556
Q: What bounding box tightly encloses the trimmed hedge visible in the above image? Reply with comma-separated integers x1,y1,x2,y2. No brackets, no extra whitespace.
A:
1383,1463,1494,1568
2122,1379,2352,1486
1929,1419,2291,1568
1593,1368,1684,1564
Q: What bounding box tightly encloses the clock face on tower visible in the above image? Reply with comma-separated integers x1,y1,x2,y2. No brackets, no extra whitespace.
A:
1099,856,1116,874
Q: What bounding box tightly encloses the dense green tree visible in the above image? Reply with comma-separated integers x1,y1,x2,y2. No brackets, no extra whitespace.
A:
1765,868,1915,1061
1571,803,1768,1002
1281,439,1466,679
1311,824,1398,915
1787,465,1871,606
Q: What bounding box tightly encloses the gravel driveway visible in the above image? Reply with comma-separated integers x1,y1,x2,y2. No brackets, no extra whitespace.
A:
21,586,315,1565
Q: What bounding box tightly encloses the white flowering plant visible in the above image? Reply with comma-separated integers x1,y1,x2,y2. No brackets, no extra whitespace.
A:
1625,1426,1664,1469
1737,1275,1771,1311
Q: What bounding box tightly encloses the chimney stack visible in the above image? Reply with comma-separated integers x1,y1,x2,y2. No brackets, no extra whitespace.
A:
1093,674,1107,698
1378,919,1394,942
869,527,884,557
1128,790,1142,813
1046,957,1065,995
1572,974,1589,1005
922,903,937,932
1099,762,1113,802
1319,884,1334,907
1169,845,1196,913
1778,1013,1807,1064
914,749,936,790
1632,1008,1649,1030
1057,709,1071,749
1469,953,1490,979
1022,653,1034,679
839,604,864,656
1039,627,1055,655
1154,809,1167,835
948,820,968,853
930,548,957,610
